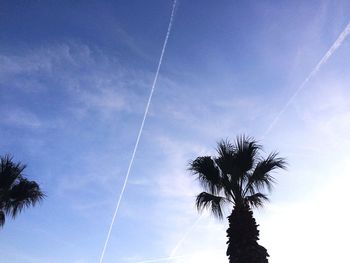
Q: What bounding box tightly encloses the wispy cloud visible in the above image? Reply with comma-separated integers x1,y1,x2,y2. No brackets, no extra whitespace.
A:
0,43,161,226
1,108,42,128
0,43,150,120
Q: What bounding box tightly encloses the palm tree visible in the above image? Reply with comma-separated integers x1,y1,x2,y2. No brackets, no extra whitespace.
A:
189,136,286,263
0,155,45,228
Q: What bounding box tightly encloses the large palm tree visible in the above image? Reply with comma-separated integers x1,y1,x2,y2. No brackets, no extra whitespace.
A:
189,136,286,263
0,155,45,228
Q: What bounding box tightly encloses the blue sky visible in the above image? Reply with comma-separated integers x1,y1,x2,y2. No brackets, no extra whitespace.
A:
1,0,350,262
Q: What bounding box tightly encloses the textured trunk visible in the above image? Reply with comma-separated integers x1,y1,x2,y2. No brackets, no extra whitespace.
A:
226,205,269,263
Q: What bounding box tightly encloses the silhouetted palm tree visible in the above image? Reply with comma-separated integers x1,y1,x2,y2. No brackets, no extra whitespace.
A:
189,136,286,263
0,155,45,228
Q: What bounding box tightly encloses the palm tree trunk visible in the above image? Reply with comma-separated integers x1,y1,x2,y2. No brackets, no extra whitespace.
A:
226,205,269,263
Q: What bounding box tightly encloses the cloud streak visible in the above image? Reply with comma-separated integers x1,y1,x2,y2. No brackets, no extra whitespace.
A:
98,1,178,262
264,21,350,136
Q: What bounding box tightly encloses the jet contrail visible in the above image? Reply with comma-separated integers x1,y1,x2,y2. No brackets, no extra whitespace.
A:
138,214,206,263
166,215,203,260
136,215,204,263
263,21,350,137
98,1,178,262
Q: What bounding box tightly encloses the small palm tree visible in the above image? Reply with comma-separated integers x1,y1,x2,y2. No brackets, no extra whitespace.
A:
189,136,286,263
0,155,45,228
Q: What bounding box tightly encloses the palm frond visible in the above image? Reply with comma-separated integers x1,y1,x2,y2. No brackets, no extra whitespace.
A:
189,156,222,194
246,152,286,193
245,193,269,208
0,210,5,227
215,139,235,176
234,135,262,174
196,192,228,219
216,139,234,157
0,155,26,190
5,179,45,218
189,136,286,216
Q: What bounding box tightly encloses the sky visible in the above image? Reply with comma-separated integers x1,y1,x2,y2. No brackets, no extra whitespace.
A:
1,0,350,262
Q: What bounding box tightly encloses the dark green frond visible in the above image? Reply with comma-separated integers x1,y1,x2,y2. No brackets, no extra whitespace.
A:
5,178,45,218
189,156,222,194
196,192,228,219
245,193,269,208
0,211,4,227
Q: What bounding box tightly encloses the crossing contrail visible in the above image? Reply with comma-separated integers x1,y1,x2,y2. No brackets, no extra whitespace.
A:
98,1,178,262
167,215,203,260
263,21,350,137
137,214,204,263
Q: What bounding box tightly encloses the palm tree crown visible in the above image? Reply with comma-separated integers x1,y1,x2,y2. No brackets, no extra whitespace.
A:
189,136,286,263
189,136,286,219
0,155,45,227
